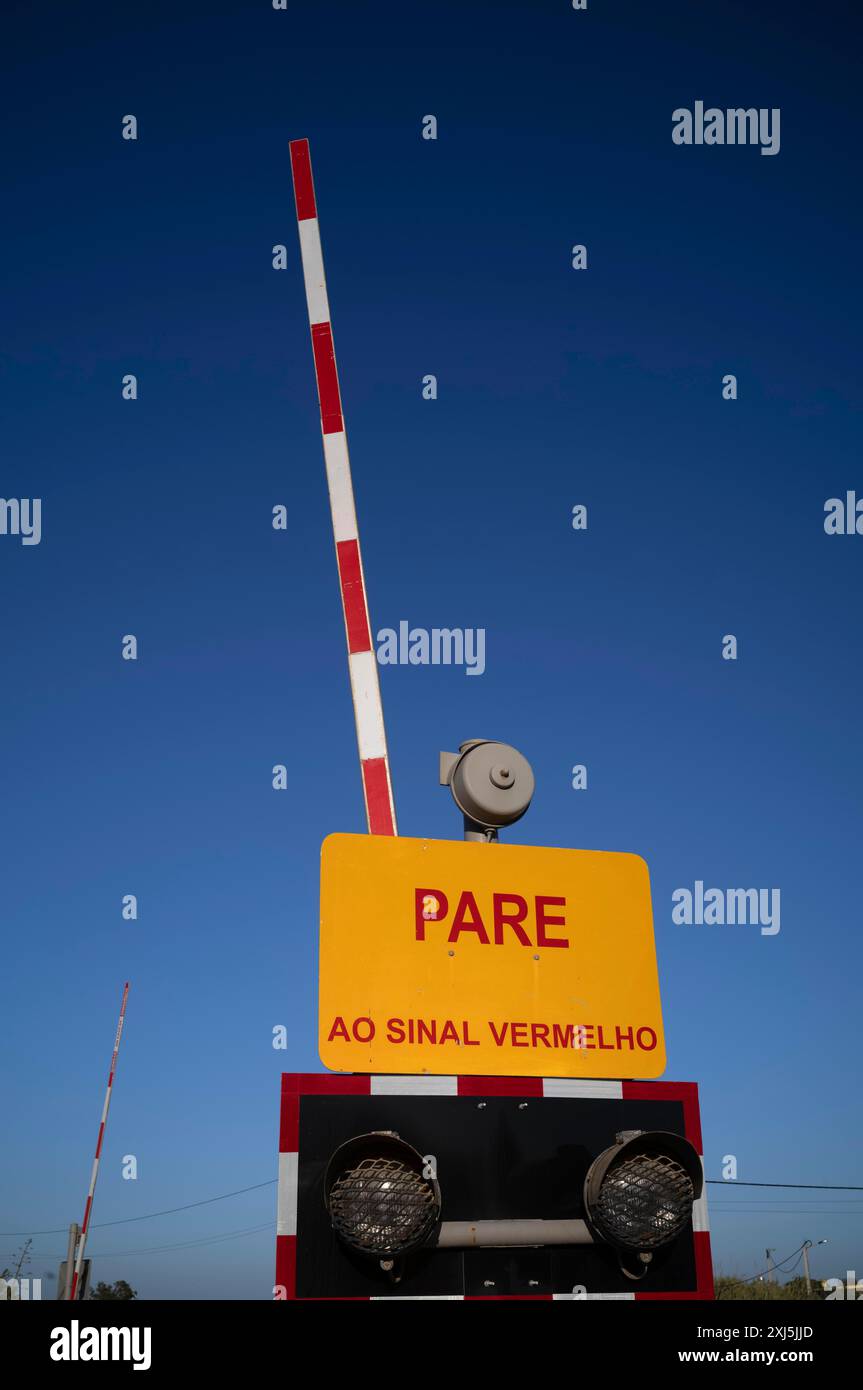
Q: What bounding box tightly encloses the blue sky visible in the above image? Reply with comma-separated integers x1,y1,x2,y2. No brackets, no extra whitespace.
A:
1,0,860,1298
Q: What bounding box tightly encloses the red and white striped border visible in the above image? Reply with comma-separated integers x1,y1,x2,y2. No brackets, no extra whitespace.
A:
289,138,397,838
274,1073,713,1302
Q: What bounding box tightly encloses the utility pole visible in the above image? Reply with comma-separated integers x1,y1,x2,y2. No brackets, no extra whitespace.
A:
766,1248,776,1285
802,1239,828,1296
61,1224,80,1300
802,1242,812,1295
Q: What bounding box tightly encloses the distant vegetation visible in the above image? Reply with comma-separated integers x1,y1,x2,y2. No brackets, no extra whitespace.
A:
715,1275,823,1300
90,1279,138,1301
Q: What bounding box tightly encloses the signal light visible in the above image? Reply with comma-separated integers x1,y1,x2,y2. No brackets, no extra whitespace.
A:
324,1132,441,1260
583,1129,702,1276
324,1126,701,1281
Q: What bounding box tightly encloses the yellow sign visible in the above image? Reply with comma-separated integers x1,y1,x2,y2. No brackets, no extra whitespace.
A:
319,834,665,1079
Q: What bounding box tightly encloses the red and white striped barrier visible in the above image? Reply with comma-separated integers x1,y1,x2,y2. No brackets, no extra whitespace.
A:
69,982,130,1300
289,138,397,838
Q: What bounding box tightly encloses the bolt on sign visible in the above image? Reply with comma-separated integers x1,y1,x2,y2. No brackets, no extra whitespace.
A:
319,834,665,1079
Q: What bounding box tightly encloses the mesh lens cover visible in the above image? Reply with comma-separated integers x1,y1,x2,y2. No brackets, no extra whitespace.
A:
328,1156,439,1256
595,1150,695,1251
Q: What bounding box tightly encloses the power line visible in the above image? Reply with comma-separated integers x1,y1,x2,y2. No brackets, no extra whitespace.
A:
9,1223,274,1264
720,1243,808,1288
712,1209,863,1216
0,1179,277,1237
712,1204,863,1210
711,1196,863,1203
3,1174,860,1242
74,1222,274,1259
706,1180,863,1191
712,1198,863,1207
